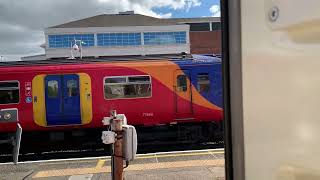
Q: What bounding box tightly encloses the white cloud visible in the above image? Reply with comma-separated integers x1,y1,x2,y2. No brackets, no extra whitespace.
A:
0,0,201,60
210,4,221,17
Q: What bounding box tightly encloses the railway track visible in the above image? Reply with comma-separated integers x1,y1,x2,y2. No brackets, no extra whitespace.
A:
0,140,224,163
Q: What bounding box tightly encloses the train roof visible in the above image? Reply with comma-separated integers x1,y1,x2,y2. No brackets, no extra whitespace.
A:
0,54,221,68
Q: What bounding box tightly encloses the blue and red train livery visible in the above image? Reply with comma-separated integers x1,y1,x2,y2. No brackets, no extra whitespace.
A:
0,55,222,143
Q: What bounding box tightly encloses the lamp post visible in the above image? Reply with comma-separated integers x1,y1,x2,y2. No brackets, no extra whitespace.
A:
69,39,85,59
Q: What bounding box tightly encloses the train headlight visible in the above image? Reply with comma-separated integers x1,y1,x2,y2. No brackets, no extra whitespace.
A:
0,109,17,122
4,112,11,120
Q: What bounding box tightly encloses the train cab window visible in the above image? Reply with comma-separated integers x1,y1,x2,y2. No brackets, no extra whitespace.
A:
104,75,151,99
0,81,19,104
197,73,210,93
177,75,187,92
47,80,59,98
67,80,78,97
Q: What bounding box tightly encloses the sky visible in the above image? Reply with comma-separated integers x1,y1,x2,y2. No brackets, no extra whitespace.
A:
0,0,220,61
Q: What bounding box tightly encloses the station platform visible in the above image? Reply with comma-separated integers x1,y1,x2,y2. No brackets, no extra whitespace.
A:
0,149,224,180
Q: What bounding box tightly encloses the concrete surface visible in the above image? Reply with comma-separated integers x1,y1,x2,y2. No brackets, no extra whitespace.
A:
0,149,224,180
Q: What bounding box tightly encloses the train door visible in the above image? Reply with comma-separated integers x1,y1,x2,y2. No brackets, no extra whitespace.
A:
45,74,81,125
174,70,193,119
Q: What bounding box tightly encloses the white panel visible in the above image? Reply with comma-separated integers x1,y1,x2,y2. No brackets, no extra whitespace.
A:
45,25,189,34
45,44,189,58
122,125,137,161
242,0,320,180
267,0,320,30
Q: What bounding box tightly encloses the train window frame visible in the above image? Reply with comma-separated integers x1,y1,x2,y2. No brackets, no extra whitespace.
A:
0,80,20,105
103,75,152,100
197,73,210,93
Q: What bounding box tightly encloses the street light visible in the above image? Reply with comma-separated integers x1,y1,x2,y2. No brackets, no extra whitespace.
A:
68,39,86,60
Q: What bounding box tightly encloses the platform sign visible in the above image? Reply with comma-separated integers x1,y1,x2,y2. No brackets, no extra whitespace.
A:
25,82,31,96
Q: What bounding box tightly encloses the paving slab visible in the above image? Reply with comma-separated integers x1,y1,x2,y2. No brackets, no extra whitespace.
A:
0,149,225,180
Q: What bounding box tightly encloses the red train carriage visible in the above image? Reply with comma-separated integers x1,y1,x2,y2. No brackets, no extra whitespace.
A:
0,55,223,149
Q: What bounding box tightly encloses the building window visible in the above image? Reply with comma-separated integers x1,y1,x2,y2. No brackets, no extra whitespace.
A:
211,22,221,31
197,73,210,93
104,75,151,99
177,75,187,92
48,34,94,48
189,23,210,31
144,31,186,45
0,81,19,104
47,80,59,98
97,33,141,47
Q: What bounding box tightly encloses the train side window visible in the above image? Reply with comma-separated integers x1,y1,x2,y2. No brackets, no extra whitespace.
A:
67,80,78,97
177,75,187,92
0,81,19,104
105,77,126,84
47,80,59,98
197,73,210,93
104,75,151,99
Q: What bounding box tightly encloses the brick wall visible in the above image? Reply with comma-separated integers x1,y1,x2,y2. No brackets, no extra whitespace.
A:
189,31,221,54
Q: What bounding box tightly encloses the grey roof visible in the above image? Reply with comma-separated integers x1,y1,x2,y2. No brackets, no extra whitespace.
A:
49,13,220,28
50,14,179,28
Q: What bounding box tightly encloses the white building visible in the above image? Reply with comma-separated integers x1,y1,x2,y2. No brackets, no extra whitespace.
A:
46,11,189,59
22,11,220,60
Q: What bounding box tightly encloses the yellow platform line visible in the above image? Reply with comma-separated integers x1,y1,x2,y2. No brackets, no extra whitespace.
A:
136,150,224,159
39,150,224,165
95,159,106,168
33,159,224,178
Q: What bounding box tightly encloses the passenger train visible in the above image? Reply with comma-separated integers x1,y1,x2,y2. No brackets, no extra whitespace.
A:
0,54,222,146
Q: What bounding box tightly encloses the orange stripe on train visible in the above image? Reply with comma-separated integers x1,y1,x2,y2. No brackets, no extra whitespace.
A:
108,60,222,111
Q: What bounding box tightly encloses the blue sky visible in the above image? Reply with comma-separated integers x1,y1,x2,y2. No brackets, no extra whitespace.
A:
0,0,221,61
153,0,220,18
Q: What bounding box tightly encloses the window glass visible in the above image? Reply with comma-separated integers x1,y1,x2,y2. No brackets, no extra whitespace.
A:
128,76,150,83
97,33,141,47
104,76,151,99
197,73,210,93
105,77,126,84
0,81,19,104
177,75,187,92
189,23,210,31
144,31,186,45
67,80,78,97
211,22,221,31
48,34,94,48
47,80,59,98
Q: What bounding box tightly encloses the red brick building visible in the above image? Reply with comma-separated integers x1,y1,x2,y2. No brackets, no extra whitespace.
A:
190,31,221,54
167,17,221,55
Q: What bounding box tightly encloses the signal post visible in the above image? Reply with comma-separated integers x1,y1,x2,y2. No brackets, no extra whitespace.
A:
113,116,123,180
102,110,137,180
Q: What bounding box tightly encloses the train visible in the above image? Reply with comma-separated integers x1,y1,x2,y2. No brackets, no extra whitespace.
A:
0,54,223,150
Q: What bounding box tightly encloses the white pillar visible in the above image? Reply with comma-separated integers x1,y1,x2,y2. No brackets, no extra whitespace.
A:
141,32,145,56
94,34,98,46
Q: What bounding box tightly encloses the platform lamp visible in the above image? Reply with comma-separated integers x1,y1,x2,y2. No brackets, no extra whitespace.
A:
68,39,86,60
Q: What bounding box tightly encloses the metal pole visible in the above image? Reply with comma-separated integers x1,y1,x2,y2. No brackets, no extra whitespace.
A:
114,119,123,180
111,110,124,180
